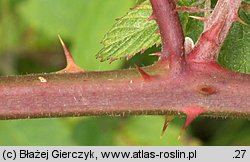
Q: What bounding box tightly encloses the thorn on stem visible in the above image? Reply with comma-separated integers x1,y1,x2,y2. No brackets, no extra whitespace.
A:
135,65,152,81
189,16,208,22
149,52,161,56
234,16,249,26
160,115,174,139
148,13,156,21
178,105,207,141
57,35,84,73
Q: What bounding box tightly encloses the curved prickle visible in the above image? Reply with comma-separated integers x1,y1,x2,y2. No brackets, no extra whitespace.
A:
57,35,85,73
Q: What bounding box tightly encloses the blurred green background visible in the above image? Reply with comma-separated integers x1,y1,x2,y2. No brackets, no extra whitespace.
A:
0,0,249,146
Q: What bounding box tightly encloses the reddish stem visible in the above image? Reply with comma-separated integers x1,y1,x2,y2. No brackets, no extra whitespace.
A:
187,0,242,63
0,64,249,120
150,0,185,72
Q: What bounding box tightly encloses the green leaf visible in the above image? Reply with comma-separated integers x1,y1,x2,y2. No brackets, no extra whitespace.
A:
219,10,250,74
209,119,250,145
72,117,121,145
71,0,134,70
97,0,205,62
0,119,76,145
97,0,161,62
